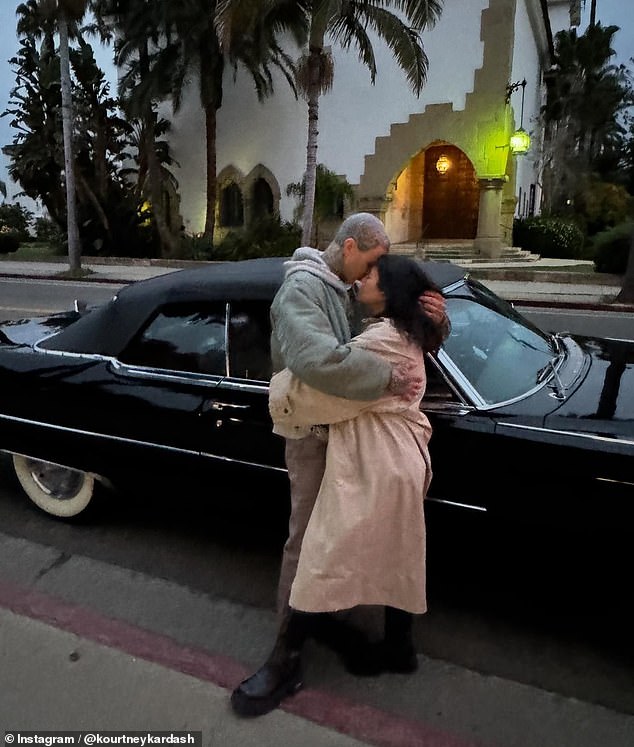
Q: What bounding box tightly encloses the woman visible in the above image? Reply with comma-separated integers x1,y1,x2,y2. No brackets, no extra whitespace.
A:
268,254,446,673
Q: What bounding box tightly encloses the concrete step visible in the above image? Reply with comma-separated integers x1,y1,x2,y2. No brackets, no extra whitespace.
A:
391,242,541,263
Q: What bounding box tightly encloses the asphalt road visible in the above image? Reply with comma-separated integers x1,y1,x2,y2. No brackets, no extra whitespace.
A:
520,305,634,340
1,276,633,340
0,456,632,717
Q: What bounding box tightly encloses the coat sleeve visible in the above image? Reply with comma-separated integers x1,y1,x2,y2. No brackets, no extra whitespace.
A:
269,324,424,427
272,277,392,400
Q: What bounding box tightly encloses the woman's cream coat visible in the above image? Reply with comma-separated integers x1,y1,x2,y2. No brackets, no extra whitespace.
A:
268,319,432,614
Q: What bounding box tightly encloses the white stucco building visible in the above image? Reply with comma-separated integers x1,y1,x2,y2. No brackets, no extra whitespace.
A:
169,0,582,257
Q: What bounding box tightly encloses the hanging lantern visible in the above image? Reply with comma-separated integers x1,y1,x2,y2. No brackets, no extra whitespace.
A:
435,154,451,174
510,127,531,155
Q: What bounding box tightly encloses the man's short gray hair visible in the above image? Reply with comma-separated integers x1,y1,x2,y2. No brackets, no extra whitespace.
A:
332,212,390,252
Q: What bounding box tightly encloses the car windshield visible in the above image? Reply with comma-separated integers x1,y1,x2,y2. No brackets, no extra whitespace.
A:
442,279,556,405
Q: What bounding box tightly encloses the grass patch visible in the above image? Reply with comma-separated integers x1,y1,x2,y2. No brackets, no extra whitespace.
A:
0,241,64,262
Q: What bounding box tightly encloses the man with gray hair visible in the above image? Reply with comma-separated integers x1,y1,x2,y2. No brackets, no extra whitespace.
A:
231,212,448,717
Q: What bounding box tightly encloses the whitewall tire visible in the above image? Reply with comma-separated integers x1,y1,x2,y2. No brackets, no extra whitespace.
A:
12,454,96,518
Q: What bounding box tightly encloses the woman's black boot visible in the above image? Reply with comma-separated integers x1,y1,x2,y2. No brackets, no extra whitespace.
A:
230,609,310,717
380,606,418,674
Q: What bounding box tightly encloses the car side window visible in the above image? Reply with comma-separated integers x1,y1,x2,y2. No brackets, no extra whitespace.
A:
229,301,272,382
423,355,460,403
119,303,227,375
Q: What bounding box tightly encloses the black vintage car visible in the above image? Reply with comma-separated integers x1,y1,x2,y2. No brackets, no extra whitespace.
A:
0,257,632,530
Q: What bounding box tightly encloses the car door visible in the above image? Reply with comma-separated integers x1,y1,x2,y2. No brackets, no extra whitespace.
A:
87,301,229,479
199,300,285,472
421,355,498,519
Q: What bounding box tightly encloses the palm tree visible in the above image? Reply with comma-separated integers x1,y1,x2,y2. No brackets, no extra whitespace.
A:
294,0,442,246
102,0,305,246
170,0,305,243
90,0,178,255
541,22,630,213
17,0,87,272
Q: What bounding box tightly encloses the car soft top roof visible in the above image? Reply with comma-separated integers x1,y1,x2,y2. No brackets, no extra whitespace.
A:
40,256,467,356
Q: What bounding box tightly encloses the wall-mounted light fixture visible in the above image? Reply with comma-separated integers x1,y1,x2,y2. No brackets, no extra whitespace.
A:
435,154,451,174
505,78,531,156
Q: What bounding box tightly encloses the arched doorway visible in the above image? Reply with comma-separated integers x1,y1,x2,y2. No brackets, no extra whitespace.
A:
251,177,274,222
423,145,479,240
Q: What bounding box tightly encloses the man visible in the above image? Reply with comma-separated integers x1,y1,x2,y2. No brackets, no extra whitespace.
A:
231,213,448,718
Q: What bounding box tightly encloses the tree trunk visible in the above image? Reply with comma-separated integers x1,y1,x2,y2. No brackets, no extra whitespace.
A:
590,0,597,26
301,48,321,247
203,103,217,242
58,14,81,273
138,44,177,258
616,228,634,303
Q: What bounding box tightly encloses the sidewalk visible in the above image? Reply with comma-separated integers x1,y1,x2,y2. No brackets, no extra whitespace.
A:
0,255,631,309
1,530,633,747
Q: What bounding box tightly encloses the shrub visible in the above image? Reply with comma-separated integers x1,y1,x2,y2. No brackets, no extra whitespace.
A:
592,221,634,274
0,227,20,254
0,202,33,241
513,216,585,259
574,181,633,236
34,217,65,249
212,215,301,261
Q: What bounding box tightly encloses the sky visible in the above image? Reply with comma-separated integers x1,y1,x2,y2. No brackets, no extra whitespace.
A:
0,0,632,207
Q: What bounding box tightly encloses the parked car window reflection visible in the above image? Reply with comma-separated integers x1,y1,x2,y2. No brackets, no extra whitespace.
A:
229,302,273,382
119,303,227,375
444,286,554,404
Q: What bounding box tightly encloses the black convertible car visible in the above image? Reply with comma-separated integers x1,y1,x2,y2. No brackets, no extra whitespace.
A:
0,257,632,531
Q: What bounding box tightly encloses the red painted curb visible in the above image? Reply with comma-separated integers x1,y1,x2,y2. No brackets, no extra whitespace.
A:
0,578,493,747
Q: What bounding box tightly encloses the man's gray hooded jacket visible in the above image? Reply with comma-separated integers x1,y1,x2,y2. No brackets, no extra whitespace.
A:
270,247,391,401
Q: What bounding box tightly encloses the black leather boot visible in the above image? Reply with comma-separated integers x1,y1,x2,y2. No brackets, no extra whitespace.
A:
380,606,418,673
230,609,309,717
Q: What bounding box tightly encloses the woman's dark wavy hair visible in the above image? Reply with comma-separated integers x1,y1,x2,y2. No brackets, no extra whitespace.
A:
377,254,445,353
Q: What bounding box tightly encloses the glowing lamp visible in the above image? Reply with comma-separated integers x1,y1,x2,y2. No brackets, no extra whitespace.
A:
435,154,451,174
509,128,531,155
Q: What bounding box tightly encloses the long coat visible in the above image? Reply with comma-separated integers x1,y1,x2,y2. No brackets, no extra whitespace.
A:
268,319,432,614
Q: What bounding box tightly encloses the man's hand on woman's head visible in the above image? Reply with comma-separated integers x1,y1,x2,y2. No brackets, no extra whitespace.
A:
419,290,446,324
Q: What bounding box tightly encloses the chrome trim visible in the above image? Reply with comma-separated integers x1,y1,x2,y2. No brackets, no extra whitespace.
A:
0,413,201,456
498,421,634,447
224,301,230,376
442,279,468,294
33,341,115,363
437,348,552,410
436,350,488,407
217,378,269,394
0,414,285,473
595,476,634,487
111,359,224,387
426,496,487,512
200,450,286,473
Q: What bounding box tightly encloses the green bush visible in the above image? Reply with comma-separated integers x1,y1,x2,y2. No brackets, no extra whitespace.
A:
574,181,633,236
513,216,585,259
34,217,65,249
0,202,33,241
592,221,633,274
212,215,301,261
0,228,20,254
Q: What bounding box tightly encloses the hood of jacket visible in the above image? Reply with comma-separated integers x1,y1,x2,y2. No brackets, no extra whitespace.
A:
284,247,349,294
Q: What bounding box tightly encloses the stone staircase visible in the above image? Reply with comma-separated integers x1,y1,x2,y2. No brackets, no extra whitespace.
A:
391,240,540,264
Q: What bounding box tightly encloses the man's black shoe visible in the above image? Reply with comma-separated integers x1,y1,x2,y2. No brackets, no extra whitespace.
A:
230,654,303,717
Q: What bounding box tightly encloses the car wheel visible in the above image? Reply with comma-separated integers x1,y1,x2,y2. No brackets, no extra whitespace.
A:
12,454,96,518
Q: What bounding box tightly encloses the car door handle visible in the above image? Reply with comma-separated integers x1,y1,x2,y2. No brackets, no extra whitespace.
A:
203,401,250,413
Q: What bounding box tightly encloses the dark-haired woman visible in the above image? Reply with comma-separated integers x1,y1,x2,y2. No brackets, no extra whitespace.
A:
268,254,447,674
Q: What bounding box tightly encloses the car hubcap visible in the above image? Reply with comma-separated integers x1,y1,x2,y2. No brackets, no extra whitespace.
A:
26,459,86,501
